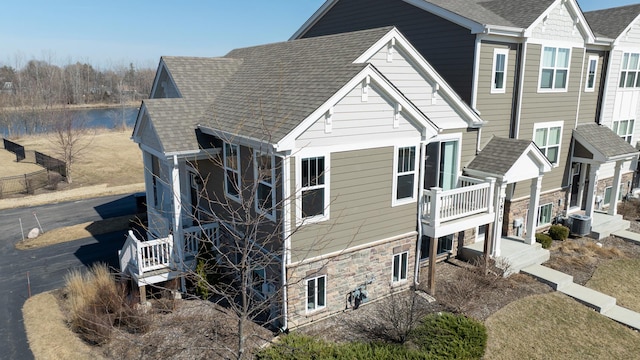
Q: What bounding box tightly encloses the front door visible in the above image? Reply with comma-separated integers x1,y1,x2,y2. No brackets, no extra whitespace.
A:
424,139,459,191
569,162,588,209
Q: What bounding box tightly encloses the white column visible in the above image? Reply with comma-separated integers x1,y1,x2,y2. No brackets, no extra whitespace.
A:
525,175,543,245
585,163,600,219
171,155,184,269
609,160,624,216
492,181,508,257
576,163,587,209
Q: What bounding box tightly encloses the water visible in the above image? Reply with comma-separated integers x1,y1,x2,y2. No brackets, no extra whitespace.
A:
0,107,140,137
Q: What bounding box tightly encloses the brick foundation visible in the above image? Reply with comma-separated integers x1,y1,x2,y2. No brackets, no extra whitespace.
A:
595,173,633,210
285,234,416,328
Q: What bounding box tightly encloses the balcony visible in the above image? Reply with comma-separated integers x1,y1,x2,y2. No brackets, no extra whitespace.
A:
421,176,496,239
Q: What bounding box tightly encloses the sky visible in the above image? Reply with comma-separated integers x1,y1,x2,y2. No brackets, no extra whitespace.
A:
1,0,638,70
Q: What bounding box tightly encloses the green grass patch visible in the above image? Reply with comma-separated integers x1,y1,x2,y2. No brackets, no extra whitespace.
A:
587,259,640,313
485,292,640,359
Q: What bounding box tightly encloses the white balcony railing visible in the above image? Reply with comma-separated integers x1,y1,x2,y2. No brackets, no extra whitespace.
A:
422,176,496,227
183,222,219,260
119,230,174,277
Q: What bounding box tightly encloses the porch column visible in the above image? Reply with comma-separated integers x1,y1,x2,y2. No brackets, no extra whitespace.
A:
525,175,543,245
609,160,624,216
585,163,600,219
576,163,587,208
492,180,508,257
171,155,185,270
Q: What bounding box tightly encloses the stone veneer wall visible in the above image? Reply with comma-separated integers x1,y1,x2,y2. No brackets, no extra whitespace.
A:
503,188,569,236
596,173,633,210
286,233,416,329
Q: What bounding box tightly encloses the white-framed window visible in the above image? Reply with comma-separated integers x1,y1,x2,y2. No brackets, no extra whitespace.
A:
491,48,508,93
604,184,623,205
254,151,275,221
392,251,408,282
393,146,418,206
539,46,570,91
252,267,266,298
420,235,453,260
538,203,553,226
151,154,161,208
585,55,598,92
534,121,563,165
613,119,634,144
223,142,241,202
306,275,326,312
298,155,329,223
620,53,640,88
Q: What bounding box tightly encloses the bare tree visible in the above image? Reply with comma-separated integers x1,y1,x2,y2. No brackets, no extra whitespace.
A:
48,107,93,184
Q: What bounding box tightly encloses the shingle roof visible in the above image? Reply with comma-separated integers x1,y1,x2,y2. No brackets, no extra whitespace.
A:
466,137,534,176
584,4,640,39
146,27,395,152
423,0,554,28
574,123,638,159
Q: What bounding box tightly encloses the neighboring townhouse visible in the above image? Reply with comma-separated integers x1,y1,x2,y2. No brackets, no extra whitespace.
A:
121,27,524,329
585,4,640,207
294,0,639,247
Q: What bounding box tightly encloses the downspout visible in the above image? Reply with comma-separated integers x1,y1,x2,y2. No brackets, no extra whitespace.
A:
575,48,587,129
414,142,427,285
513,41,527,139
280,153,291,331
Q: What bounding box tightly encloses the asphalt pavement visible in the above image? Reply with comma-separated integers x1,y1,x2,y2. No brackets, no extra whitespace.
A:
0,193,138,360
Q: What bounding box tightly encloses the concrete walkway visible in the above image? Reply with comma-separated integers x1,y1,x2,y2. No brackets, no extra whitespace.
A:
612,229,640,245
522,264,640,331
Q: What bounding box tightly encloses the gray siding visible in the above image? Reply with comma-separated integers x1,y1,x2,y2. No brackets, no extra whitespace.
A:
301,0,476,104
139,112,163,153
476,41,519,148
151,66,179,99
514,44,584,197
438,128,479,169
290,147,416,262
578,50,606,125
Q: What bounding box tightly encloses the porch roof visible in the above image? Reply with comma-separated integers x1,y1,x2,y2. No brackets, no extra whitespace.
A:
573,123,639,162
464,136,552,183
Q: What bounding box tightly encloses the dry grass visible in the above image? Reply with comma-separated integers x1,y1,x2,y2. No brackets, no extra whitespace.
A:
485,292,640,359
0,148,43,177
547,238,626,285
23,291,106,360
16,213,143,250
587,258,640,313
7,128,143,188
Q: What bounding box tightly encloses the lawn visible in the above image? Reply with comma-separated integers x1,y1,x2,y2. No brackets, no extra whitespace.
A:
484,292,640,359
586,258,640,313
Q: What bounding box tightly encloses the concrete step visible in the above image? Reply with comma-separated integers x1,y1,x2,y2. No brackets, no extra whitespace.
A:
561,283,616,313
521,264,574,290
591,218,630,240
603,305,640,331
504,251,550,276
612,230,640,245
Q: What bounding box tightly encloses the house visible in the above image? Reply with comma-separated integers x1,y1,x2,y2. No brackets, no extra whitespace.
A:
120,26,556,330
293,0,639,243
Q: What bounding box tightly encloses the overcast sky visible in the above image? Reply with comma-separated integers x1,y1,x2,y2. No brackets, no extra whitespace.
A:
0,0,636,69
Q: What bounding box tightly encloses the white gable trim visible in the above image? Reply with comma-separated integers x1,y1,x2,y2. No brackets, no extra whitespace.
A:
524,0,595,43
465,143,552,183
355,28,484,128
149,58,182,99
400,0,484,34
613,13,640,47
276,65,439,152
131,103,165,154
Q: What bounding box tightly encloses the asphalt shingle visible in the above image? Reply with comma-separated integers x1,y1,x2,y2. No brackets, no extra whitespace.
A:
574,123,638,159
466,137,534,176
424,0,555,28
584,4,640,39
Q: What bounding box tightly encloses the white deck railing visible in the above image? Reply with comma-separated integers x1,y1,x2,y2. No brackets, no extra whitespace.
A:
119,230,173,277
422,176,496,227
183,222,219,259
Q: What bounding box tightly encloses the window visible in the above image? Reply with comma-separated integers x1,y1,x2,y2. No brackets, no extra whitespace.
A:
538,203,553,226
254,152,275,220
620,53,640,88
613,119,634,144
252,268,266,297
224,143,241,201
585,56,598,91
420,235,453,260
534,121,563,165
393,146,417,205
604,184,623,205
424,138,460,191
492,49,508,93
392,252,408,282
539,46,570,90
151,154,161,208
306,275,326,312
300,156,327,220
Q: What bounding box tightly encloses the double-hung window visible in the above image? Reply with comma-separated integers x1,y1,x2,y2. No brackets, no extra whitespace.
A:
224,143,241,201
393,146,417,205
300,156,328,221
534,121,563,165
492,49,508,93
254,151,275,220
306,275,326,312
585,56,598,92
392,251,408,282
620,53,640,88
604,184,624,205
613,119,634,144
539,46,570,91
538,203,553,226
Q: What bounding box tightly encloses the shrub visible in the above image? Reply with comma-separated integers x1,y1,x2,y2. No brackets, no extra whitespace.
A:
410,312,487,359
535,233,553,248
548,224,569,241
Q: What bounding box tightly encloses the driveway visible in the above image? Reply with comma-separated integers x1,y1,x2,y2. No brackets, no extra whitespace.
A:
0,194,138,360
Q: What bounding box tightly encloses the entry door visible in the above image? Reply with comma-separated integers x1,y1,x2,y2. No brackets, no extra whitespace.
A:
424,139,459,191
569,162,588,209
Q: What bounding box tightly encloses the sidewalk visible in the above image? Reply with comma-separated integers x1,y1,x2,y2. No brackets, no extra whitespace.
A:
522,264,640,331
0,183,145,211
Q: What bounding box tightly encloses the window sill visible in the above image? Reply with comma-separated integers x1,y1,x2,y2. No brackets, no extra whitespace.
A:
305,306,327,316
537,88,568,93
